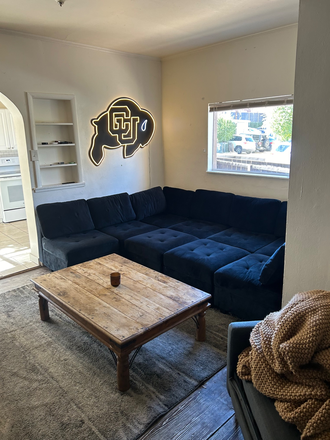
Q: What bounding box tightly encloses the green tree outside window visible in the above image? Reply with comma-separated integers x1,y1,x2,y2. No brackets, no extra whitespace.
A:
271,105,293,141
217,118,237,142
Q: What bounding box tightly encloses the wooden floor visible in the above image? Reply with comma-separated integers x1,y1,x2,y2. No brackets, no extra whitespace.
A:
0,265,50,294
140,367,244,440
2,267,243,440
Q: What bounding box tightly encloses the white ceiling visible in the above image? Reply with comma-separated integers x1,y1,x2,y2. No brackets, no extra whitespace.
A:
0,0,299,58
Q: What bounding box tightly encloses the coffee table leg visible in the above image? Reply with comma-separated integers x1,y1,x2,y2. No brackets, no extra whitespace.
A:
38,295,50,321
196,310,206,342
117,353,130,392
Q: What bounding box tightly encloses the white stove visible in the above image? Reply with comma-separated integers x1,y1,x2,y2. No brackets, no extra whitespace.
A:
0,157,20,176
0,156,26,223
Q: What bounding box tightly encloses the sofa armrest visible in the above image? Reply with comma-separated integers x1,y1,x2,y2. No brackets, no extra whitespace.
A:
227,321,259,381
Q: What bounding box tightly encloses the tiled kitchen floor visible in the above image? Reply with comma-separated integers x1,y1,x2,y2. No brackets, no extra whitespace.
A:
0,220,38,278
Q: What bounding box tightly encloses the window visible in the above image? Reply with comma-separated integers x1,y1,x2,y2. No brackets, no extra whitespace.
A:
208,95,293,178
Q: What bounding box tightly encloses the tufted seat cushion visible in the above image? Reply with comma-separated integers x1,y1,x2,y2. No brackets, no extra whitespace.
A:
100,221,158,255
213,254,283,320
42,231,119,271
209,228,276,253
170,220,228,239
124,228,197,272
164,239,249,294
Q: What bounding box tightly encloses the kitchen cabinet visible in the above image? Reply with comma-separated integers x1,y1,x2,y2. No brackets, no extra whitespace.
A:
0,109,17,150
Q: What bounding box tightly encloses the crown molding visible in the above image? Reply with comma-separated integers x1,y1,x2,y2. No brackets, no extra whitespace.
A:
162,23,298,61
0,27,160,61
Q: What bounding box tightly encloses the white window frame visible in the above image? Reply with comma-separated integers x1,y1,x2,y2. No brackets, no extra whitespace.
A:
207,95,294,178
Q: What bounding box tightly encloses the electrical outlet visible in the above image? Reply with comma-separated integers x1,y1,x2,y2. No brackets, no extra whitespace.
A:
30,150,39,161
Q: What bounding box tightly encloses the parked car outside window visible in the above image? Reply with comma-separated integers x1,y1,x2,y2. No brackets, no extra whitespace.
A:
257,135,275,151
275,141,291,152
228,135,256,154
271,141,292,164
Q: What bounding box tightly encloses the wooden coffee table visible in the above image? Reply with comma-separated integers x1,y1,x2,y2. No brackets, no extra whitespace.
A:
31,254,211,391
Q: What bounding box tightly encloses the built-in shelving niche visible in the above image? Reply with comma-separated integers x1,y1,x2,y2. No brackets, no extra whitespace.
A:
27,93,84,192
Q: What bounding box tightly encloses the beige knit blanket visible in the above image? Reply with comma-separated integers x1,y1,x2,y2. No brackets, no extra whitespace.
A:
237,290,330,440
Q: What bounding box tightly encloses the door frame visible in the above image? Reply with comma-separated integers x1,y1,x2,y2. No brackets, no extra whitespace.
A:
0,93,39,264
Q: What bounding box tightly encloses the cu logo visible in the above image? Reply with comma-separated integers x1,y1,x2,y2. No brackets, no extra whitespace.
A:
89,97,155,166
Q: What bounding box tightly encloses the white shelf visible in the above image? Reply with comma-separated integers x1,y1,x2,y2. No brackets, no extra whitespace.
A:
40,163,77,169
33,181,85,193
37,143,76,147
35,122,73,126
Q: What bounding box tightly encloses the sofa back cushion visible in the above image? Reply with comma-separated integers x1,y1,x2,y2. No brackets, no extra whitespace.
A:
190,189,234,225
163,186,194,217
259,243,285,285
274,201,287,237
87,192,136,229
36,199,95,240
130,186,166,220
229,195,281,234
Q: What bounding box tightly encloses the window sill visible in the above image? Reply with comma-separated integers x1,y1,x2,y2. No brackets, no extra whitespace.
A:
207,170,289,179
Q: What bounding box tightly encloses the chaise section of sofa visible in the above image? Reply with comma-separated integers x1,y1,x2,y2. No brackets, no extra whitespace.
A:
164,239,249,294
213,254,283,320
36,199,119,271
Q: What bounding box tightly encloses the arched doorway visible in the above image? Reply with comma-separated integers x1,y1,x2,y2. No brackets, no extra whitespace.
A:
0,93,39,268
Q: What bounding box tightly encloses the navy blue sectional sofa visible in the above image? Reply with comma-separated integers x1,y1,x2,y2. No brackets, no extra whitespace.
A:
35,186,287,320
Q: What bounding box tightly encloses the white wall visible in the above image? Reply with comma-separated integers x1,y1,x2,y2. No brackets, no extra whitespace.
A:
283,0,330,303
162,25,297,200
0,30,164,209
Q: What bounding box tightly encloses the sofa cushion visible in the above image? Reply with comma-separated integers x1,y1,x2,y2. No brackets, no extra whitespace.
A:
100,221,158,254
274,201,287,237
164,239,249,294
125,228,197,272
257,238,285,256
209,228,276,253
42,231,119,270
213,254,283,320
170,220,228,239
190,189,234,224
163,186,194,217
36,199,95,240
87,192,136,229
259,243,285,285
229,195,281,234
142,213,188,228
130,186,166,220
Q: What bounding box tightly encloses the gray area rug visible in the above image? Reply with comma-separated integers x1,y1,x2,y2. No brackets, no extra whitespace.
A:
0,285,236,440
